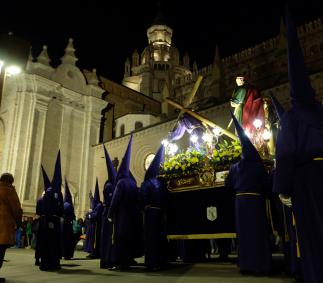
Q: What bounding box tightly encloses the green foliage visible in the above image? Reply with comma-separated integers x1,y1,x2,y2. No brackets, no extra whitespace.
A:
161,140,242,178
210,140,242,171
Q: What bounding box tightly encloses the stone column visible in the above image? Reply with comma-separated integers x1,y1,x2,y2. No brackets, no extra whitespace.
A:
22,94,50,212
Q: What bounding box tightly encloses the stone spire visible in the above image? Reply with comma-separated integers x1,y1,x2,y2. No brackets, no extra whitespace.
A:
124,57,131,78
183,52,190,69
132,49,140,67
277,16,287,50
61,38,78,65
153,1,166,25
26,46,34,71
87,68,99,85
37,45,51,65
213,46,222,78
193,61,198,73
213,45,221,65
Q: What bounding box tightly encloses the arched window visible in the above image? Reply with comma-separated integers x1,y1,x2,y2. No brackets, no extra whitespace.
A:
120,124,125,136
135,121,143,130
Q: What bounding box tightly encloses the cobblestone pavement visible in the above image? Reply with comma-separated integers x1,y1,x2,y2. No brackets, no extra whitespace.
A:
0,248,294,283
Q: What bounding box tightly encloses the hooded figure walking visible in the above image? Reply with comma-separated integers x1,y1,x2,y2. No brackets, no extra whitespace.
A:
107,135,141,270
38,151,64,271
100,145,117,268
139,145,168,271
62,179,75,260
225,113,272,275
271,94,302,280
273,8,323,283
84,179,103,259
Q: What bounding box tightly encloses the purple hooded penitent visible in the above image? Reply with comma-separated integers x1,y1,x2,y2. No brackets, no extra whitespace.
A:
230,111,261,162
103,144,117,184
41,164,51,191
64,178,73,205
92,178,100,209
270,94,285,121
144,145,165,181
51,150,62,193
116,135,133,181
285,7,315,106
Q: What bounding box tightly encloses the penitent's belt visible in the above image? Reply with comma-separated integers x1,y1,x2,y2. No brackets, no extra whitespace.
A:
236,192,261,197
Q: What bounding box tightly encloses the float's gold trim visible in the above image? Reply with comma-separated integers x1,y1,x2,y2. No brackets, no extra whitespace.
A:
167,233,236,240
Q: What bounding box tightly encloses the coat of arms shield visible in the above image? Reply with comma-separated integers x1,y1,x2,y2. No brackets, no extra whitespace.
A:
206,206,217,221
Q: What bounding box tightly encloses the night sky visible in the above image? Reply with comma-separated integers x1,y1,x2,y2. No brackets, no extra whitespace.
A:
1,0,322,82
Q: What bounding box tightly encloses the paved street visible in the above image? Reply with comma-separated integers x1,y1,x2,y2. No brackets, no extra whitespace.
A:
1,248,295,283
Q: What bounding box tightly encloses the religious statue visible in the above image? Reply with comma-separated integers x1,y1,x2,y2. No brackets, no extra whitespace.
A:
228,76,265,134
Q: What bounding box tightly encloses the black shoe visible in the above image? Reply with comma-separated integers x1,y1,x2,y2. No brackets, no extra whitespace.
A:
0,277,5,282
35,259,40,266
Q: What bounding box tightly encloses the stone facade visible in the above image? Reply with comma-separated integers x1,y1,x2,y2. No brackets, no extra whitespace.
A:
0,39,107,216
94,17,323,191
0,16,322,219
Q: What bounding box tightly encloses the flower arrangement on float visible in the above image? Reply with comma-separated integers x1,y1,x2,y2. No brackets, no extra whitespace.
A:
161,140,242,178
159,126,243,190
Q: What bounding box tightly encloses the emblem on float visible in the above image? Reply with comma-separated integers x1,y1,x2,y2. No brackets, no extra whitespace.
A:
206,206,217,221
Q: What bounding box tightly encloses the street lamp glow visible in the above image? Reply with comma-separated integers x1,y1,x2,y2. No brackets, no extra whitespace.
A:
5,65,21,76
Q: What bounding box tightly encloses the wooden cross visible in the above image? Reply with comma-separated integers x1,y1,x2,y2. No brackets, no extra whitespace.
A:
166,75,238,141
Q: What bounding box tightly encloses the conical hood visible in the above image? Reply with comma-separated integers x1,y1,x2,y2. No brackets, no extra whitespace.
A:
144,145,165,181
41,165,51,191
285,7,316,106
103,144,117,184
117,135,133,180
270,94,285,121
64,178,73,205
230,111,261,162
51,150,62,193
92,178,100,209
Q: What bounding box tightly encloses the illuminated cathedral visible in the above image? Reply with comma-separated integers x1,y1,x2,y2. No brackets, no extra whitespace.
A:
0,12,322,216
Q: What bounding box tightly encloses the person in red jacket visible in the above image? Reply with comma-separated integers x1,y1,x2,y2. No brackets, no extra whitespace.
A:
0,173,23,282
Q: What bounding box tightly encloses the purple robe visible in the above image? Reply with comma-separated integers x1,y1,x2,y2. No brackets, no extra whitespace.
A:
108,177,140,266
139,178,168,269
100,182,115,268
84,202,103,258
62,202,75,259
274,108,323,283
38,188,63,271
226,160,272,273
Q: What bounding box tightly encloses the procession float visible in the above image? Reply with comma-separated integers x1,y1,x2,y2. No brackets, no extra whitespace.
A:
160,76,277,240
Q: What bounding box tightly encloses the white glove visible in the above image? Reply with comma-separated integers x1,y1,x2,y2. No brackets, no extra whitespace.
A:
107,218,112,222
279,194,292,207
